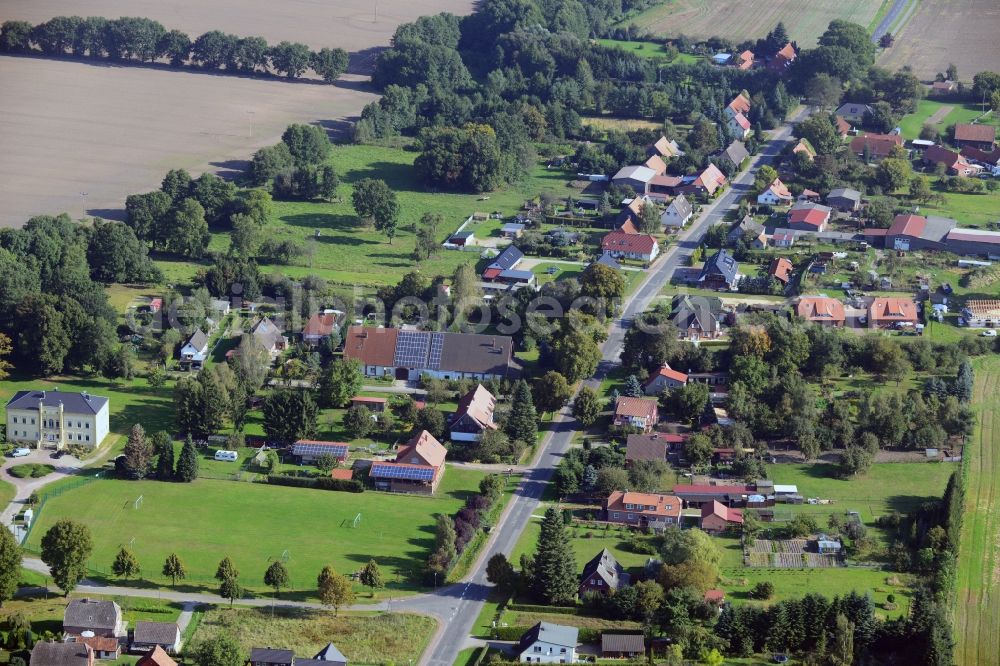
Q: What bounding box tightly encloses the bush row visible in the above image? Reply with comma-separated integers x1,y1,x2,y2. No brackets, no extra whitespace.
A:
0,16,348,82
264,474,364,493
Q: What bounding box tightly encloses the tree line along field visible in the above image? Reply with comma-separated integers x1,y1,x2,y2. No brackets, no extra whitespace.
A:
617,0,885,48
24,469,488,596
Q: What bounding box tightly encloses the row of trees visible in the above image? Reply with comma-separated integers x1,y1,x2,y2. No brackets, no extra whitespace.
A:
119,424,199,482
0,17,348,81
427,474,507,579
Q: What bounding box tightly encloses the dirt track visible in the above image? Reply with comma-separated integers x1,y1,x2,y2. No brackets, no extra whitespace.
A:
0,0,474,227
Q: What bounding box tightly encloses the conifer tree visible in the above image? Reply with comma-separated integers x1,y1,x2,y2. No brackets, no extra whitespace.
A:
505,380,537,444
175,435,199,482
532,507,577,604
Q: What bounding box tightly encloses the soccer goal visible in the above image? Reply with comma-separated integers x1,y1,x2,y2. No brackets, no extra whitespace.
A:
281,550,291,563
134,495,143,510
352,513,362,528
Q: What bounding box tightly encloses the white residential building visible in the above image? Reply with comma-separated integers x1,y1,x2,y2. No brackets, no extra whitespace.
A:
5,389,110,450
517,622,578,664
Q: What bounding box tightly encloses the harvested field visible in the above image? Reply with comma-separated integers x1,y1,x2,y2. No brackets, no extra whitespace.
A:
621,0,884,48
0,0,474,228
878,0,1000,79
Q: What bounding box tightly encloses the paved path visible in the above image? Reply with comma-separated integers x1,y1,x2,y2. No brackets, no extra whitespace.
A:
871,0,914,41
1,449,86,528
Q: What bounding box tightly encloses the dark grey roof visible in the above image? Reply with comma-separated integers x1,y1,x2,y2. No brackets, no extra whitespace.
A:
251,317,284,351
581,548,626,590
728,215,762,241
32,642,92,666
700,250,740,284
602,633,645,653
133,622,178,645
488,245,524,271
312,643,348,662
7,389,108,415
720,141,749,166
671,295,722,333
596,254,622,270
185,329,208,351
667,194,693,219
439,332,515,377
517,622,579,653
64,599,120,631
250,648,295,663
828,187,861,201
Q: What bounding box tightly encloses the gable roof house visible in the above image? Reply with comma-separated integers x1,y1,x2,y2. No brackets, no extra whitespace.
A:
136,646,178,666
482,244,525,281
249,648,295,666
450,384,497,442
579,548,630,597
826,187,862,212
954,123,996,151
682,164,727,197
300,643,348,666
616,195,652,229
302,312,343,347
250,317,288,358
660,194,693,228
601,231,660,262
796,296,846,327
643,365,688,395
718,140,750,170
886,213,956,251
834,115,852,136
735,49,754,70
698,249,741,290
727,215,763,244
292,440,349,464
64,599,125,639
369,430,447,494
792,138,816,161
625,432,685,463
601,634,645,658
787,202,832,232
923,144,980,176
727,112,752,140
613,396,659,432
700,500,744,533
768,42,796,73
343,327,517,381
604,491,682,527
851,133,904,161
757,177,793,206
612,165,657,194
768,257,793,284
179,329,209,369
31,642,95,666
835,103,873,123
868,297,919,329
643,153,668,175
131,622,182,654
516,622,578,664
649,136,683,159
725,93,751,119
670,294,724,340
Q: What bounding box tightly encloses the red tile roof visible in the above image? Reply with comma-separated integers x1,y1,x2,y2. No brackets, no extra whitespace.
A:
644,154,667,175
343,326,398,367
797,296,845,322
924,144,963,169
702,500,744,524
330,468,354,480
732,112,751,130
695,164,727,194
645,365,688,385
674,483,752,495
868,297,918,323
303,313,338,337
618,219,640,235
602,231,658,255
351,395,386,404
606,490,682,519
482,267,503,280
888,213,927,237
766,178,792,199
705,589,726,603
788,206,829,228
954,123,996,144
614,396,658,419
396,430,447,468
776,43,796,60
768,257,793,283
728,93,751,116
138,646,177,666
850,133,903,159
834,116,851,136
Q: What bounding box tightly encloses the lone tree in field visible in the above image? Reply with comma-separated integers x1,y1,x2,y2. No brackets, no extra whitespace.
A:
0,522,22,606
359,559,384,597
317,565,355,614
112,546,140,581
40,519,93,596
175,435,199,482
162,553,187,586
264,561,290,597
351,178,399,242
531,507,577,605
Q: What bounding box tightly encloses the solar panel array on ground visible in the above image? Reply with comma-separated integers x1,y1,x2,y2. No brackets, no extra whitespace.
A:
292,442,349,459
369,463,435,481
393,331,444,369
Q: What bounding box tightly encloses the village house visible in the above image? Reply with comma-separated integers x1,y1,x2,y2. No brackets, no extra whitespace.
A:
292,440,349,465
728,112,751,140
131,622,182,654
697,249,742,290
449,384,497,442
953,123,996,151
31,642,95,666
757,177,793,206
501,222,525,239
74,634,121,660
601,634,645,659
801,188,823,201
625,432,684,464
792,138,816,161
796,296,846,327
834,102,873,124
961,145,1000,168
727,215,762,244
179,329,209,369
868,297,919,329
734,49,754,70
673,483,753,508
249,648,295,666
643,365,688,395
613,396,659,432
768,42,796,73
717,140,750,171
834,116,852,137
482,244,529,284
826,187,861,212
301,311,343,347
771,232,795,248
649,135,683,159
670,294,725,340
851,133,904,161
885,213,959,251
660,194,693,228
516,622,578,664
349,396,386,412
612,165,657,195
601,231,660,262
643,153,668,175
930,80,956,95
768,257,793,284
579,548,630,597
250,317,288,358
616,195,651,228
6,389,110,451
137,646,177,666
344,326,517,381
297,643,349,666
787,202,832,232
923,144,980,176
682,164,727,197
725,93,751,120
369,430,447,494
700,500,744,534
604,490,682,528
64,599,125,639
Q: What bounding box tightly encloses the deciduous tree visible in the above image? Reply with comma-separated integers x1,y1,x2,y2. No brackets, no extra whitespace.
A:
359,559,384,596
264,561,290,597
0,523,22,605
40,519,93,595
317,565,355,614
112,546,140,580
571,386,601,426
162,553,187,586
533,371,572,414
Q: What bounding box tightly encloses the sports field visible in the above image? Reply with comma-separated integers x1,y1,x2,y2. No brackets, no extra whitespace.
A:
25,470,486,595
954,357,1000,665
620,0,884,48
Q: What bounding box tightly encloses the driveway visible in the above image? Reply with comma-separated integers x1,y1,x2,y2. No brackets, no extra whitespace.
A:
1,449,87,529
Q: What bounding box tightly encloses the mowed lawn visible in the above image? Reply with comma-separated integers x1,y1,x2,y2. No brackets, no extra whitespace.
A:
621,0,884,47
955,357,1000,666
918,190,1000,228
157,144,573,289
897,99,996,140
26,468,487,595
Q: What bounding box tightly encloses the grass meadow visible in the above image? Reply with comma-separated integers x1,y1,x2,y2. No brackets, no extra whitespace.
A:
897,99,996,140
25,467,488,596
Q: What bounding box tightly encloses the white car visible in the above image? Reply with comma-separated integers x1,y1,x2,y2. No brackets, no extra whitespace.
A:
11,448,31,458
982,329,998,337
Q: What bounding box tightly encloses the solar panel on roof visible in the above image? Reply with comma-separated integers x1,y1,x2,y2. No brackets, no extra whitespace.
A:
293,442,348,458
428,333,443,369
370,463,435,481
393,331,443,370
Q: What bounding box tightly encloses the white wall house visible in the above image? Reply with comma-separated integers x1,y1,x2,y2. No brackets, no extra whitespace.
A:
5,389,110,450
517,622,578,664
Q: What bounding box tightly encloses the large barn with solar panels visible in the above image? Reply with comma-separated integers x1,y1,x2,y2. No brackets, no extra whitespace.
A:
343,326,518,381
369,430,448,493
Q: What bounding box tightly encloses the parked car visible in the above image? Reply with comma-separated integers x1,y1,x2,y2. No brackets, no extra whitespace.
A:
50,450,65,459
11,448,31,458
982,329,997,337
